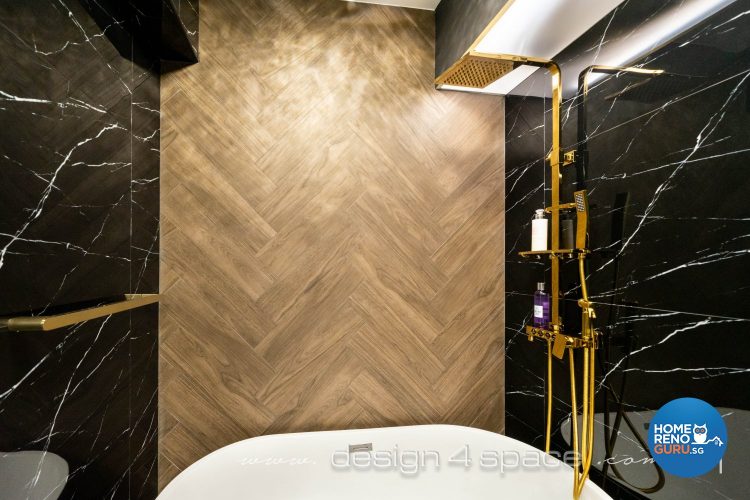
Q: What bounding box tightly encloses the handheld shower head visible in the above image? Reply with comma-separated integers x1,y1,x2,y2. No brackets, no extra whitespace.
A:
574,190,589,250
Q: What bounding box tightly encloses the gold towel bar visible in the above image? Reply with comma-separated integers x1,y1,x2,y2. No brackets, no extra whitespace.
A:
0,294,159,332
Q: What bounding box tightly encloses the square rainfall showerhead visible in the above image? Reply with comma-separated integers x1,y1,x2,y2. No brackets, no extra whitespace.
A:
436,53,516,89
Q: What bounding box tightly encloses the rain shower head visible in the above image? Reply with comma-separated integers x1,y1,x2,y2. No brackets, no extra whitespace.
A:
436,53,516,88
604,73,702,103
435,51,555,89
576,65,665,190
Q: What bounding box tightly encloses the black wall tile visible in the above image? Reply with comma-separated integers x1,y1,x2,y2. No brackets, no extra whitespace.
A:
0,1,162,498
505,3,750,498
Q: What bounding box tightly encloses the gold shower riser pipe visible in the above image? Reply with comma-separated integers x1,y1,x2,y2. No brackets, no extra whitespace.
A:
548,63,562,332
571,341,597,499
539,60,597,500
568,349,580,496
546,340,553,453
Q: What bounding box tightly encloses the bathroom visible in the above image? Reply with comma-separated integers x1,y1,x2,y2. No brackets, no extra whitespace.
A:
0,0,747,498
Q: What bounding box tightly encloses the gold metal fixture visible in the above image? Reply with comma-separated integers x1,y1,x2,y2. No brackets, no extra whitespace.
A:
433,12,667,494
0,294,159,332
508,59,598,496
532,64,662,499
436,53,515,88
435,51,559,89
434,49,663,500
438,50,594,499
565,64,664,497
525,326,597,352
518,248,587,258
436,49,593,494
563,151,577,166
573,190,589,250
435,49,564,330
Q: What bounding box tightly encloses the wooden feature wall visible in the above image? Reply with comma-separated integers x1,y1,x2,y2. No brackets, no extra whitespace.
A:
159,0,504,488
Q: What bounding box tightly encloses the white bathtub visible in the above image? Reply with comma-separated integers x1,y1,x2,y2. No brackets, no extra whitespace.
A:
159,425,611,499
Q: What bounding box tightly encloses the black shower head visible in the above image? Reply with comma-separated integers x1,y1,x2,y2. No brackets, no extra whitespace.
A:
604,73,702,103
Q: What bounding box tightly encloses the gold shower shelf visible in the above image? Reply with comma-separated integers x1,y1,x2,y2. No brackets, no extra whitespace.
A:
0,294,159,332
544,203,577,212
519,249,588,259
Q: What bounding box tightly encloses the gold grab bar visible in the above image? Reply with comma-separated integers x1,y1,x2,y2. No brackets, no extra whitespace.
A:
0,294,159,332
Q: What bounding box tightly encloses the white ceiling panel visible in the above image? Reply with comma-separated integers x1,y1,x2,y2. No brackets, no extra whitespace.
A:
341,0,441,11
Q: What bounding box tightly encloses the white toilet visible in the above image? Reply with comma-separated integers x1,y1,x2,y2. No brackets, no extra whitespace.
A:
0,451,68,500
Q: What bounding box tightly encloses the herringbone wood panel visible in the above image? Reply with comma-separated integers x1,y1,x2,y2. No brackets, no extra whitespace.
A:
159,0,505,489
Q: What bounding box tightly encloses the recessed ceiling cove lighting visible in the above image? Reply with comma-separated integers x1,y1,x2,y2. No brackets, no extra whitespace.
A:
437,0,739,96
473,0,626,56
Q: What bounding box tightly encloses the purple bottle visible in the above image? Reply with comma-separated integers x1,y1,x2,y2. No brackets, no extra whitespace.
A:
533,282,551,328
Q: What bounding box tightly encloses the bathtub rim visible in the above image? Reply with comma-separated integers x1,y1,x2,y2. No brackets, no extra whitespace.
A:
159,424,611,498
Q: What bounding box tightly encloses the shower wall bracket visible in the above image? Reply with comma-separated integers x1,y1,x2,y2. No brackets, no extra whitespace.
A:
563,150,577,167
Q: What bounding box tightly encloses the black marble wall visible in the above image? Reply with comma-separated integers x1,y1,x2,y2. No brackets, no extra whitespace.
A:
0,1,160,498
162,0,199,63
505,2,750,499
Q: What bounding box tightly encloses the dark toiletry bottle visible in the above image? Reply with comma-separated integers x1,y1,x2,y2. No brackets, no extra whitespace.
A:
533,282,551,328
561,213,575,250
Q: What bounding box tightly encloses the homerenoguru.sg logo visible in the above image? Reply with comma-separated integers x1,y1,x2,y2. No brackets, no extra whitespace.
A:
648,397,727,478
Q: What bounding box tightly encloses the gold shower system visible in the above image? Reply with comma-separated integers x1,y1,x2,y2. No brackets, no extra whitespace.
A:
437,50,597,499
437,51,664,498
